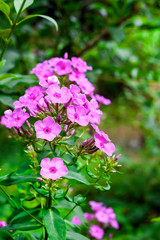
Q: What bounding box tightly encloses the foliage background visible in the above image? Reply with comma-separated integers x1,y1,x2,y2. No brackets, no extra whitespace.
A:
0,0,160,239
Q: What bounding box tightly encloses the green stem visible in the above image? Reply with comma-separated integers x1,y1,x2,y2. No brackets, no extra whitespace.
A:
21,206,43,225
63,175,102,219
0,0,27,61
63,203,77,219
84,175,102,196
0,186,43,225
47,181,52,209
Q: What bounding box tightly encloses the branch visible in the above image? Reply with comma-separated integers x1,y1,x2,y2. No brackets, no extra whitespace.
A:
75,8,140,57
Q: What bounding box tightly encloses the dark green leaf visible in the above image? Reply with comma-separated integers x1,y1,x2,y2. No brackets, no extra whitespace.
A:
17,14,58,31
43,207,66,240
0,94,16,107
66,231,90,240
14,0,34,13
7,195,22,209
64,170,90,185
0,29,11,41
0,173,39,186
10,208,41,223
0,222,41,231
0,0,12,24
0,231,13,240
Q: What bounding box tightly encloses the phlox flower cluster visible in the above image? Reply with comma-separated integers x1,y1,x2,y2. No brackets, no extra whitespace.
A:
1,54,115,157
72,201,119,240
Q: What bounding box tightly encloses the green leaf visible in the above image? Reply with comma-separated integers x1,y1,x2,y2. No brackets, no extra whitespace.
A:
0,73,16,81
73,194,86,205
17,14,58,31
152,217,160,222
95,182,111,191
7,195,22,209
74,205,86,226
0,94,16,107
0,29,11,41
0,222,41,231
0,231,13,240
14,0,34,13
0,173,39,186
64,170,90,185
43,207,66,240
66,232,90,240
0,0,12,24
0,59,6,70
86,162,98,179
10,208,41,223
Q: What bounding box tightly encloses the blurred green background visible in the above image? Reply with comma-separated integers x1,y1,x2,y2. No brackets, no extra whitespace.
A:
1,0,160,239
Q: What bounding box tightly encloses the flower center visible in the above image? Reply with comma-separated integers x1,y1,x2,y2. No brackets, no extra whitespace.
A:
43,127,51,134
49,167,57,173
53,93,61,98
74,113,79,120
15,117,20,121
100,142,105,148
61,64,66,70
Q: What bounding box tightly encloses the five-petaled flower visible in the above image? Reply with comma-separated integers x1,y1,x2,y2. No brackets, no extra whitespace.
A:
40,157,68,180
34,116,61,141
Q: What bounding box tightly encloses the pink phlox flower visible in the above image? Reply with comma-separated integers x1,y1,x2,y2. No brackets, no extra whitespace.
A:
89,225,104,240
1,108,29,129
27,96,49,116
95,94,111,106
78,79,95,96
30,61,53,83
73,94,90,112
84,212,94,221
69,69,86,82
0,220,7,228
91,124,111,142
46,85,71,104
1,109,13,129
14,86,44,109
67,105,89,126
89,201,103,212
95,207,118,228
95,206,110,224
70,84,80,99
94,133,115,156
48,57,62,67
40,157,68,180
88,100,103,124
34,116,61,141
71,57,92,72
71,216,82,225
39,75,59,88
54,59,72,75
110,219,119,229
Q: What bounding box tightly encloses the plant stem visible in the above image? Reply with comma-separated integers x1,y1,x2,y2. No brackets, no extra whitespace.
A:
63,203,77,219
21,206,43,225
0,0,27,61
47,181,52,209
63,175,102,219
0,186,43,225
84,175,102,196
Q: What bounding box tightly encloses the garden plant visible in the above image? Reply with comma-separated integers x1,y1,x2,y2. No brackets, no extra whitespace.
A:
0,1,121,239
